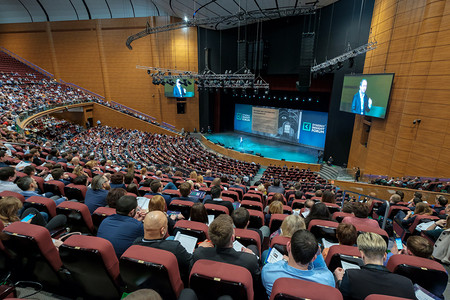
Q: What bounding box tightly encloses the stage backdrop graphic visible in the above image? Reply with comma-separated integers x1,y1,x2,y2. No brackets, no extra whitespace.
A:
234,104,328,149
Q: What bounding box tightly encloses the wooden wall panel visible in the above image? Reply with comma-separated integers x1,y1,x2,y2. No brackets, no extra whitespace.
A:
348,0,450,178
0,17,199,132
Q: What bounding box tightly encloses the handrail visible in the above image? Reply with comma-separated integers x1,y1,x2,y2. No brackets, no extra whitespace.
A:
341,190,390,230
0,47,54,78
59,80,105,100
110,101,156,121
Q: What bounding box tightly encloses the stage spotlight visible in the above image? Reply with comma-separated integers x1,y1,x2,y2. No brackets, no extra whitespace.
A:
348,57,354,68
147,70,151,75
161,80,166,86
336,61,343,70
265,89,269,95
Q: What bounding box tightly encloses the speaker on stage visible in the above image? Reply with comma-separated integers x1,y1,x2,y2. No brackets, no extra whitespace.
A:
177,103,186,114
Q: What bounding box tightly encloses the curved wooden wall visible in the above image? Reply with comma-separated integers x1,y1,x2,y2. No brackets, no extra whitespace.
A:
0,17,199,132
200,135,321,171
348,0,450,178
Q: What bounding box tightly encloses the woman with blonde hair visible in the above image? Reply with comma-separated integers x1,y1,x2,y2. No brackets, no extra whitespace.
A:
189,171,197,180
401,202,433,229
73,165,88,177
197,175,204,185
265,200,283,225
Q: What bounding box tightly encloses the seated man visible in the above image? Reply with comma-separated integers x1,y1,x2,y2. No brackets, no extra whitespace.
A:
85,175,110,214
232,206,267,242
203,185,234,214
146,180,172,208
16,176,66,205
334,232,416,300
0,167,22,193
133,210,192,283
51,168,72,185
97,195,144,257
262,230,335,296
376,193,401,218
385,235,434,265
171,182,199,203
193,214,261,294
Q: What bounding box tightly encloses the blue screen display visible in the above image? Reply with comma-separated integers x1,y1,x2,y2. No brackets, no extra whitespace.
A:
298,110,328,149
234,104,253,133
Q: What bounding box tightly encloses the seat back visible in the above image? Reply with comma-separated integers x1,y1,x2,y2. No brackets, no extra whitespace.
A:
291,199,306,209
25,196,57,218
332,212,354,223
92,207,116,229
234,228,261,256
408,215,440,233
168,200,193,219
173,220,209,243
205,203,229,217
120,245,183,300
59,235,121,300
243,193,262,203
190,259,253,300
44,180,65,196
64,184,87,201
387,254,448,298
248,210,264,228
3,222,62,289
325,245,363,272
325,203,341,214
56,202,94,234
270,277,343,300
308,220,339,243
270,236,290,256
269,214,288,233
222,190,239,203
282,205,292,215
240,200,263,212
0,191,25,203
228,188,243,201
364,295,414,300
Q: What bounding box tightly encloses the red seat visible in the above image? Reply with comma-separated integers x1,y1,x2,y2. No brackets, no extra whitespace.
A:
308,220,339,243
59,235,121,299
240,200,263,212
205,203,229,216
269,236,290,256
168,200,194,219
120,245,183,300
92,207,116,229
229,188,243,201
248,209,265,228
387,254,448,298
44,180,65,196
64,184,87,201
174,220,209,243
269,214,288,233
282,205,292,214
138,186,152,196
32,175,45,193
234,228,261,256
0,191,25,203
325,203,341,214
222,190,239,203
332,212,354,223
222,196,235,203
56,202,94,234
3,222,63,290
364,295,414,300
325,245,363,272
243,193,262,203
291,199,306,209
190,259,253,300
25,196,57,218
163,189,181,198
408,215,440,233
269,277,343,300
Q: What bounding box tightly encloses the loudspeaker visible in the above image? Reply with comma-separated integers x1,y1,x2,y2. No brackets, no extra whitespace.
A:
297,33,315,91
177,103,186,114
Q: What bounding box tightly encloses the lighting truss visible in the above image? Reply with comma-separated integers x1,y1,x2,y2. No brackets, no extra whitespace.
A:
310,40,377,73
137,65,270,91
126,7,316,50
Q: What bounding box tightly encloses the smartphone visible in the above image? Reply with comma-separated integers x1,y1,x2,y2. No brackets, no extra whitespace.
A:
21,213,36,223
395,237,403,250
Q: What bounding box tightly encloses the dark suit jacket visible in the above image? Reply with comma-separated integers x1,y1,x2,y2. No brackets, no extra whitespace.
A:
146,192,172,207
203,198,234,214
171,196,200,204
339,264,416,300
351,92,371,115
267,185,285,195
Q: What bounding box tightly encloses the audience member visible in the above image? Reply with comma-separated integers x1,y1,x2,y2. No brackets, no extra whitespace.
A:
0,167,22,193
342,202,379,229
85,175,110,214
267,179,285,194
203,185,234,214
304,202,332,228
189,202,208,224
322,223,357,259
106,188,127,209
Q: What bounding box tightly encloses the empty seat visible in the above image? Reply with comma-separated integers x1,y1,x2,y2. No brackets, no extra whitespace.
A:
387,254,448,298
269,214,288,233
59,235,121,299
269,277,343,300
243,193,262,203
282,205,292,215
2,222,63,291
190,259,253,300
0,191,25,203
56,202,94,234
173,220,209,243
222,190,239,203
120,245,183,300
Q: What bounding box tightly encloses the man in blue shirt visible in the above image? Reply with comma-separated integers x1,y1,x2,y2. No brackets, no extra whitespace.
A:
85,175,110,214
97,195,144,257
262,230,335,296
145,180,172,208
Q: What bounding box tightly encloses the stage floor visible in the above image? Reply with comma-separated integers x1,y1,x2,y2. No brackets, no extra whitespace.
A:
204,132,318,164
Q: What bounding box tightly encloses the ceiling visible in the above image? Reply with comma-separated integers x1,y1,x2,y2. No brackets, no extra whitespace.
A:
0,0,338,29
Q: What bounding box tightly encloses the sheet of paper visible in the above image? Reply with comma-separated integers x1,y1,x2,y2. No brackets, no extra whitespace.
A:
341,260,360,270
207,215,215,226
233,240,245,252
322,238,339,249
415,221,437,232
266,247,284,264
414,284,440,300
137,197,150,210
174,232,197,254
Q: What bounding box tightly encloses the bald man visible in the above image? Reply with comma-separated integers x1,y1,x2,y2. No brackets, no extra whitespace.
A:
133,211,192,283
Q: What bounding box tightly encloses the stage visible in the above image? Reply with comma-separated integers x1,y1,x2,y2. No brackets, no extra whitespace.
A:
204,132,319,164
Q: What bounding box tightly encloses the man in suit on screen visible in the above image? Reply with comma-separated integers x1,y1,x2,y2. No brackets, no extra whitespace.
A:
173,79,186,97
351,79,372,115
